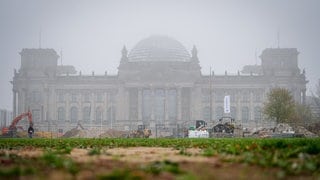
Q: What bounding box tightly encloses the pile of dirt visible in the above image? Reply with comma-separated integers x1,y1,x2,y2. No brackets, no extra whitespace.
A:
307,122,320,136
35,131,57,138
250,128,274,138
250,123,318,138
62,128,83,138
99,129,128,138
293,126,318,138
62,128,128,138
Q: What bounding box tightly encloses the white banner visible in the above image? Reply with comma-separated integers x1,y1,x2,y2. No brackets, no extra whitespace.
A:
224,95,230,114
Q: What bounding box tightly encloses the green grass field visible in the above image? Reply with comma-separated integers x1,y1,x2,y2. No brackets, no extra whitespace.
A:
0,138,319,179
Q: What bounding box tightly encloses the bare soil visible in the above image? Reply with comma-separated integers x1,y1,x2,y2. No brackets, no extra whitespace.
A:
0,147,314,179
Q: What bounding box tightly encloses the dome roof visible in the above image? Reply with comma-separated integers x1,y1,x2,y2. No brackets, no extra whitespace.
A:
128,35,191,62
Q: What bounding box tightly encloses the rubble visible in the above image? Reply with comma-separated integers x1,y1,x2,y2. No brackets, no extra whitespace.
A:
99,129,128,138
61,127,129,138
250,127,274,138
250,123,318,138
293,126,318,138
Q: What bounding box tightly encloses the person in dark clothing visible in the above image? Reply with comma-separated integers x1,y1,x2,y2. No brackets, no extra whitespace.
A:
28,125,34,138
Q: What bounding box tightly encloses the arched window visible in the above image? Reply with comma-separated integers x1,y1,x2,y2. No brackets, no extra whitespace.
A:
70,106,78,123
57,107,65,121
241,106,249,123
83,107,91,122
95,107,103,123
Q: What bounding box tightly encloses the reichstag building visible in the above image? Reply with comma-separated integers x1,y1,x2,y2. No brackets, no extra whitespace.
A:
12,35,308,135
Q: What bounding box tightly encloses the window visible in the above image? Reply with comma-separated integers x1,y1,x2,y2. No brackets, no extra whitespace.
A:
31,91,41,103
57,107,65,121
96,92,103,102
83,107,91,122
154,89,165,121
142,89,152,120
241,107,249,123
229,91,236,102
32,109,40,122
107,106,116,124
107,92,115,103
254,106,262,122
129,89,138,120
71,93,77,102
168,89,177,120
254,91,262,102
70,107,78,123
58,92,64,102
84,93,90,102
242,91,250,102
95,107,103,123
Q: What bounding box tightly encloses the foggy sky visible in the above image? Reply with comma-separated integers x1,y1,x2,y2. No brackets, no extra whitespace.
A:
1,0,320,110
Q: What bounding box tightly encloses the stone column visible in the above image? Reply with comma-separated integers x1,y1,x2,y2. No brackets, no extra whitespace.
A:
66,92,70,123
164,88,168,121
13,90,16,117
177,87,181,121
92,91,96,126
17,91,22,115
249,90,254,128
150,88,154,121
138,89,142,121
302,89,306,105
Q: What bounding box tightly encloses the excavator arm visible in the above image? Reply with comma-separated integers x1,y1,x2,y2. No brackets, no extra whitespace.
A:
2,111,32,136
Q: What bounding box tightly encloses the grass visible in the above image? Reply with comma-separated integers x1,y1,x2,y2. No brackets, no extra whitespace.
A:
0,137,319,178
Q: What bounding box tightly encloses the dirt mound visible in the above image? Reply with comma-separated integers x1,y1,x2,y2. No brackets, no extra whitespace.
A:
250,123,318,138
293,126,318,138
250,128,274,138
62,129,83,138
99,129,128,138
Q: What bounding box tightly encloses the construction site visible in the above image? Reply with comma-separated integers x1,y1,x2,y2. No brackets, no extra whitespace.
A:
1,110,319,139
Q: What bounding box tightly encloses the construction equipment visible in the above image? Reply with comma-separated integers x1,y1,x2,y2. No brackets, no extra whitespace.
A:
188,120,209,138
212,116,235,134
1,111,33,137
129,125,152,138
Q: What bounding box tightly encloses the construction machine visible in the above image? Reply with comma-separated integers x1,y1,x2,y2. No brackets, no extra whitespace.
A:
129,125,152,138
188,120,209,138
1,111,33,137
212,116,235,135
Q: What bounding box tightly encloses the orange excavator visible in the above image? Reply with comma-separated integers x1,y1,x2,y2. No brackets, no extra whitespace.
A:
1,111,33,137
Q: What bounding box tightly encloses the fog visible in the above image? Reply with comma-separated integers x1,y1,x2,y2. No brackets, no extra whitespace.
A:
1,0,320,110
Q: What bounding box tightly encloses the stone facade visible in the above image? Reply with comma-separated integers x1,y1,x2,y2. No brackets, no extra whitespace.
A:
12,36,307,134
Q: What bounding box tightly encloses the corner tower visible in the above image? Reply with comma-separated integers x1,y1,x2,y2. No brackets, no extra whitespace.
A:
19,49,59,78
260,48,300,76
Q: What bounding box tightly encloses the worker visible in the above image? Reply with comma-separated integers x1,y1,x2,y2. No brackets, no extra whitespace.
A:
28,124,34,138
